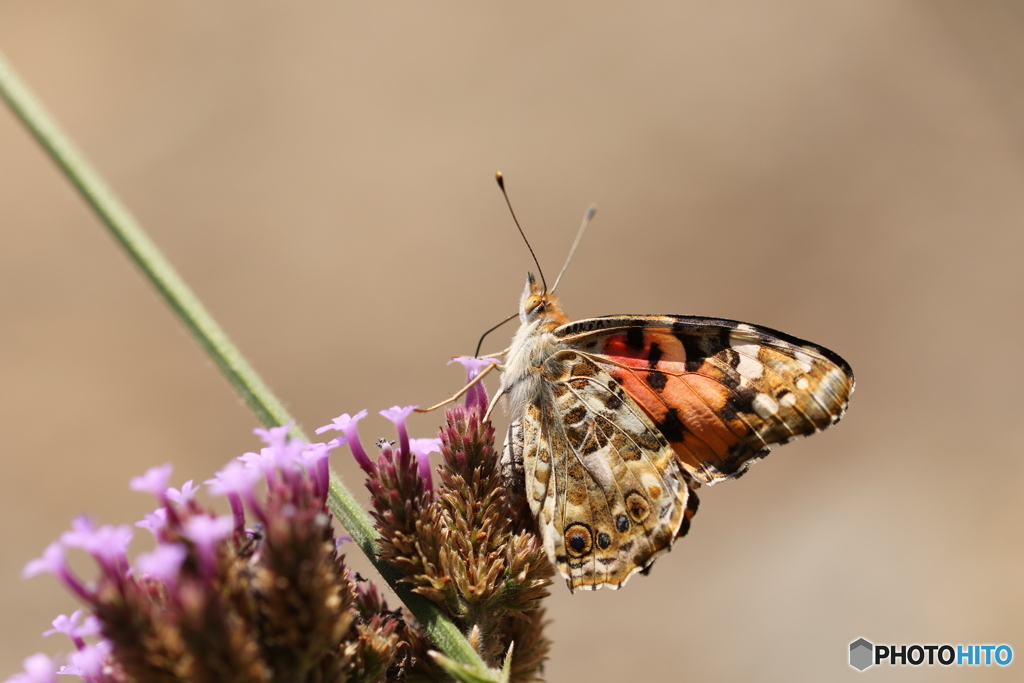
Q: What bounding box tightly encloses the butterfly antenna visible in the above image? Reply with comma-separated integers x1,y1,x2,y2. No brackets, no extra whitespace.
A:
551,203,596,293
496,171,547,293
474,311,518,357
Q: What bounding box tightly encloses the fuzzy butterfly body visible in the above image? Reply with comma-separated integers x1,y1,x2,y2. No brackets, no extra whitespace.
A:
498,274,854,591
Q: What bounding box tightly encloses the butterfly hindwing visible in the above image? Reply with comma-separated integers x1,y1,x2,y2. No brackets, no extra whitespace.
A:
555,315,855,485
502,350,697,590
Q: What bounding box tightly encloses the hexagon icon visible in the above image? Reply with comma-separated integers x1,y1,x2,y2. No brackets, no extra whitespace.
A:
849,638,874,671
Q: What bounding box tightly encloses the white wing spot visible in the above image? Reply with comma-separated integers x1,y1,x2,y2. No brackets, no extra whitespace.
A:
751,393,779,419
730,344,764,382
794,351,815,373
796,377,810,390
780,392,798,407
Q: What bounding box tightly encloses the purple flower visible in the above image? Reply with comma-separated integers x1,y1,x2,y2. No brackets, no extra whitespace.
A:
300,441,335,501
67,640,110,682
165,480,199,506
128,464,174,501
255,423,305,477
253,423,291,452
134,543,188,584
135,508,168,538
61,522,132,578
42,610,99,651
4,653,57,683
22,543,66,580
22,543,91,603
182,516,234,577
380,405,417,460
57,516,95,548
206,460,261,531
238,448,280,485
317,410,373,475
448,356,500,413
409,438,441,493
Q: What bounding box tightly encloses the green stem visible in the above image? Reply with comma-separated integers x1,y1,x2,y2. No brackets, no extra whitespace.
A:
0,48,489,677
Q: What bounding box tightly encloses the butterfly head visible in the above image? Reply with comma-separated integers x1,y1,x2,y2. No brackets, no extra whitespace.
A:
520,273,568,330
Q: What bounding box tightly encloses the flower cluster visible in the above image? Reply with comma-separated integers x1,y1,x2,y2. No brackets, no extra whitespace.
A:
6,357,553,683
318,358,553,679
11,425,406,683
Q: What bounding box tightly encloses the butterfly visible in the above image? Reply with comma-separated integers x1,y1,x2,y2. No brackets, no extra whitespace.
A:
495,273,854,591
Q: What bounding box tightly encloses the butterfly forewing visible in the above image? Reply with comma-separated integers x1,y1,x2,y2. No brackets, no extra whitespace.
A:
554,315,855,485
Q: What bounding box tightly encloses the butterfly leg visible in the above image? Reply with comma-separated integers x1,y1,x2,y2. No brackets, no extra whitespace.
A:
482,386,506,422
477,345,511,359
414,360,502,413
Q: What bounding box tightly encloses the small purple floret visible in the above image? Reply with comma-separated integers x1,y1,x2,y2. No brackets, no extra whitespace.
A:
22,542,67,580
319,411,373,475
253,423,291,452
42,610,99,651
5,653,57,683
206,460,261,530
135,508,168,537
255,423,305,477
61,523,132,577
409,438,441,493
183,516,234,577
166,480,199,506
128,464,174,502
22,543,91,603
448,356,499,413
300,442,335,501
68,641,110,682
380,405,417,460
239,448,280,486
134,544,188,585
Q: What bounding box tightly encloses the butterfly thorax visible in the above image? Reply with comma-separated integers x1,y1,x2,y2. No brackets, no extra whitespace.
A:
500,274,570,417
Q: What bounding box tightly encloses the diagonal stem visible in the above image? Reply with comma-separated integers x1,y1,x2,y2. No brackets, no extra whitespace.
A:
0,47,490,677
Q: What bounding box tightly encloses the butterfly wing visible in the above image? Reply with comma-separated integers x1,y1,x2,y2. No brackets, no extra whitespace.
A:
554,315,855,485
502,351,699,590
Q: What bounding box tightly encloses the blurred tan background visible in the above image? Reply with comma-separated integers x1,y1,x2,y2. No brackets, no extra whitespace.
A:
1,2,1022,681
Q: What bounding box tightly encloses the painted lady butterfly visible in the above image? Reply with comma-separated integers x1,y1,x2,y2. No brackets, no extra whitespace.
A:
496,273,854,591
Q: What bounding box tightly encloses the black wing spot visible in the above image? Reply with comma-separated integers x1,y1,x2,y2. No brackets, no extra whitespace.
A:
606,377,627,399
657,409,687,443
720,385,759,422
673,323,730,372
625,326,646,350
647,370,668,391
564,522,594,558
647,342,663,367
616,514,630,532
602,391,623,410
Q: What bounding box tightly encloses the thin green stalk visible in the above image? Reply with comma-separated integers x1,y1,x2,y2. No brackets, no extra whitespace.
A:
0,48,489,677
